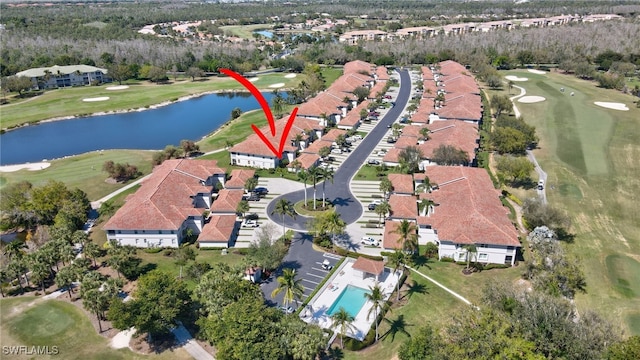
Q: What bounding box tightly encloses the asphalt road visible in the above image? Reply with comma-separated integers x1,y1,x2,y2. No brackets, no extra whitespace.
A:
265,68,412,230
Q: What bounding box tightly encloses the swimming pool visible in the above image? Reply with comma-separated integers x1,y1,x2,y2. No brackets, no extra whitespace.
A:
326,285,370,318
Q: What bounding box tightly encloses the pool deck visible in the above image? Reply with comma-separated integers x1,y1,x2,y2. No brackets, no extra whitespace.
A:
299,257,400,341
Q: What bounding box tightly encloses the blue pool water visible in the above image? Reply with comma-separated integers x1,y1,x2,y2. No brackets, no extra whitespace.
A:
326,285,370,318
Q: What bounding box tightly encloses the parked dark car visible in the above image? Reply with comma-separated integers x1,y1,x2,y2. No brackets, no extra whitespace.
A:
253,187,269,195
245,213,259,220
384,95,392,99
368,203,377,210
367,159,380,165
247,193,261,201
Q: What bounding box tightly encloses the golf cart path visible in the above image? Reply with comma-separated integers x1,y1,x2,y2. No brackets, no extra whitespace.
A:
509,84,548,205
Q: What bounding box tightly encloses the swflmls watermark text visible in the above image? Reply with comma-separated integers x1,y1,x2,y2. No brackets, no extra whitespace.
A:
2,346,59,356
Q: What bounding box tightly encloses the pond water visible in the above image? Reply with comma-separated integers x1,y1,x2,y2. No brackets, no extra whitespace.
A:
0,91,280,165
254,30,274,38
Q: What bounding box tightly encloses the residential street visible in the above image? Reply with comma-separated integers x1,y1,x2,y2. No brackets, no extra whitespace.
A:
265,68,412,230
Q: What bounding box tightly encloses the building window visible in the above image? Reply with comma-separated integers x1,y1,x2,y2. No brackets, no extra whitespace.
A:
478,253,488,261
478,244,488,248
134,230,138,234
505,255,513,264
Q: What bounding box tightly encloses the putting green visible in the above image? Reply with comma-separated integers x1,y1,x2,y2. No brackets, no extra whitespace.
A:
605,254,640,299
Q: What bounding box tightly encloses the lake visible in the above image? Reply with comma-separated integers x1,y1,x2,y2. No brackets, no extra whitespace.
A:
0,91,281,165
254,30,274,38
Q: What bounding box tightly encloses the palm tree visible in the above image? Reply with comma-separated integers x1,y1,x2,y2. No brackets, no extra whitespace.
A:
320,167,334,208
244,177,258,193
294,133,304,149
307,166,321,210
297,169,310,208
330,307,356,349
272,90,285,117
375,201,391,225
55,266,77,298
271,268,305,308
3,240,27,261
83,242,102,268
271,198,296,237
324,210,346,243
463,244,477,271
365,284,386,342
418,199,436,216
387,250,407,301
392,220,419,253
379,177,393,199
419,126,431,141
236,200,250,218
82,287,109,333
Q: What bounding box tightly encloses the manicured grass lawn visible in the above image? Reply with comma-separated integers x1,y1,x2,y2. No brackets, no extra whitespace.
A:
0,150,154,201
321,67,344,88
354,163,395,181
1,73,301,129
496,70,640,335
136,244,245,290
0,297,191,360
342,261,522,360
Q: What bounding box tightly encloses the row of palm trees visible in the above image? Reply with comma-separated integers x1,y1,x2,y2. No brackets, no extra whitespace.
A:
293,165,335,210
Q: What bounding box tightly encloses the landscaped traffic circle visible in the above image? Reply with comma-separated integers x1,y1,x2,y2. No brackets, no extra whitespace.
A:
293,199,334,216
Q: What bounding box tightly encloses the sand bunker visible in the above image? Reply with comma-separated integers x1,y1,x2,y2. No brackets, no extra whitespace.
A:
594,102,629,111
82,97,109,102
249,77,259,82
518,96,546,103
285,73,297,78
528,69,546,75
106,85,129,90
0,162,51,172
269,83,285,88
505,75,528,82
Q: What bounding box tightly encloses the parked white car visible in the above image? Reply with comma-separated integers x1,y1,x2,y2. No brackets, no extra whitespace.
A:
242,219,259,228
331,148,342,154
361,236,380,247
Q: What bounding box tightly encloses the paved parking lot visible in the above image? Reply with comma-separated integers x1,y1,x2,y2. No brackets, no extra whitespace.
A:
261,233,343,310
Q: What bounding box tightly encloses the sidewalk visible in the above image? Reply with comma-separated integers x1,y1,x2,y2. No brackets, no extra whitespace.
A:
171,322,214,360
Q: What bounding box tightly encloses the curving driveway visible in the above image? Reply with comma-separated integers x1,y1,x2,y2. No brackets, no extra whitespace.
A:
265,69,412,230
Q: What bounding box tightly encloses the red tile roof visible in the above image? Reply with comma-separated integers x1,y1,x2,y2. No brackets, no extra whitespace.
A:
225,169,255,189
289,153,320,169
375,66,390,81
103,159,222,231
383,221,413,250
303,139,334,155
395,135,417,149
388,194,418,220
438,60,468,75
352,257,385,275
399,125,423,138
339,101,368,128
388,173,414,194
417,120,478,161
210,189,244,214
344,60,374,75
442,74,479,95
436,94,482,121
297,91,346,118
369,81,387,99
322,128,347,142
382,148,402,163
197,214,236,243
423,166,519,246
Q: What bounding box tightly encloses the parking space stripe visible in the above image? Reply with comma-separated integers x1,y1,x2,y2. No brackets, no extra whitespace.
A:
302,278,319,285
305,273,325,280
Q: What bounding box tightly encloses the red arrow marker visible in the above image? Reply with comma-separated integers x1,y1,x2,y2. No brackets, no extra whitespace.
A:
220,69,298,158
